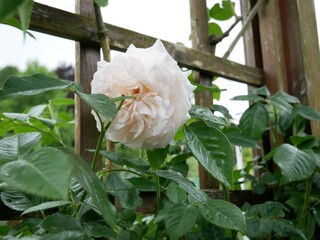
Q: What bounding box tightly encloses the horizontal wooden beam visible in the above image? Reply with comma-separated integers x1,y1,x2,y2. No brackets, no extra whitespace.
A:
29,3,265,86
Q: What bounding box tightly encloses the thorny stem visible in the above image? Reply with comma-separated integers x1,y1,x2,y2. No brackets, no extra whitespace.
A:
223,0,267,59
48,100,66,147
210,16,242,45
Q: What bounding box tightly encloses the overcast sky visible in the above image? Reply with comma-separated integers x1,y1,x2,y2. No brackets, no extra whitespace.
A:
0,0,319,119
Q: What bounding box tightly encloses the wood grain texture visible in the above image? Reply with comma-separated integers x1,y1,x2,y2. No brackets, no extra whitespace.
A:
74,0,101,163
29,2,264,86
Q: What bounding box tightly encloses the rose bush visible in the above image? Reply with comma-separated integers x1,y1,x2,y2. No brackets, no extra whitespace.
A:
91,39,195,149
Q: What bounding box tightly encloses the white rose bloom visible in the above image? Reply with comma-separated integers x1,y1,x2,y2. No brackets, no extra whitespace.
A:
91,39,196,150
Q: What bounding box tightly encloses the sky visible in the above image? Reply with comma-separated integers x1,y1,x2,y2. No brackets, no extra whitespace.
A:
0,0,319,119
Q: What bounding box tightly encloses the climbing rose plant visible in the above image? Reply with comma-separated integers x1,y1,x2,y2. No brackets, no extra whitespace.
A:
91,40,196,149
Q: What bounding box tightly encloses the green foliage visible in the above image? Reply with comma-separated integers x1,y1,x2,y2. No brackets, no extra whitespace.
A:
209,1,235,21
2,68,320,239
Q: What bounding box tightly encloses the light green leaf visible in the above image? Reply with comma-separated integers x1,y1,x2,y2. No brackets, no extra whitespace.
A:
106,173,142,209
0,132,41,163
18,0,33,35
184,121,234,188
50,98,75,106
156,169,207,203
189,105,227,126
22,200,71,215
68,151,116,227
166,182,188,203
165,203,198,239
147,146,169,171
0,0,25,21
94,0,108,7
209,1,235,21
0,74,73,99
295,104,320,121
208,22,223,36
200,199,246,233
0,148,73,199
76,92,117,121
239,103,269,139
273,144,316,184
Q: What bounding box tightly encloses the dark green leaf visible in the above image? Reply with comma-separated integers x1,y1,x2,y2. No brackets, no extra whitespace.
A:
100,151,149,172
224,130,258,147
274,144,316,184
117,230,141,240
269,91,298,114
184,121,234,188
116,209,136,228
82,220,117,239
165,203,198,239
22,200,71,215
0,132,41,163
76,92,117,121
94,0,108,7
106,173,142,209
1,187,42,211
0,74,73,99
1,16,36,38
246,218,273,239
200,199,246,233
0,66,19,89
156,169,207,203
69,151,116,227
295,104,320,121
239,103,269,139
41,231,90,240
0,0,25,21
273,219,307,240
147,146,169,171
166,182,188,203
0,148,73,199
289,135,317,148
209,1,235,21
127,177,156,192
208,22,223,36
231,94,264,102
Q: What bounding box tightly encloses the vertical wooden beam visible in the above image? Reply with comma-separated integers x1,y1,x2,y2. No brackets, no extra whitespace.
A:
257,0,288,94
75,0,101,163
190,0,218,189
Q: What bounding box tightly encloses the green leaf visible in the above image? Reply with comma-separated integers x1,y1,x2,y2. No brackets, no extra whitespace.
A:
166,182,188,203
165,203,198,239
76,92,117,121
127,177,156,192
231,94,265,102
41,231,89,240
0,66,19,89
224,129,258,148
68,151,116,227
94,0,108,7
40,213,82,231
0,0,25,21
273,144,316,184
289,135,317,148
295,104,320,121
200,199,246,233
246,218,273,239
189,105,227,126
208,22,223,36
18,0,34,35
209,1,235,20
1,16,36,38
0,74,73,99
50,98,75,106
253,86,270,97
156,169,207,203
239,103,269,139
106,173,142,209
0,187,42,211
82,220,117,239
22,200,71,215
147,146,169,171
100,151,149,172
273,219,307,240
184,121,234,188
0,132,41,163
0,148,73,199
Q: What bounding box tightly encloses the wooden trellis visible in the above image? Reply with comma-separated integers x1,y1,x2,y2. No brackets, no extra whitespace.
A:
1,0,319,219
